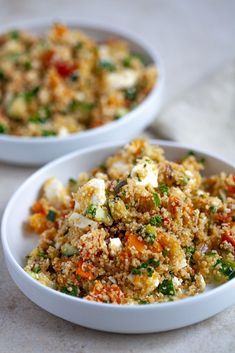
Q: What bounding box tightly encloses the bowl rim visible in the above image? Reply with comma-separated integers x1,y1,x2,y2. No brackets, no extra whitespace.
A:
0,17,165,144
1,138,235,311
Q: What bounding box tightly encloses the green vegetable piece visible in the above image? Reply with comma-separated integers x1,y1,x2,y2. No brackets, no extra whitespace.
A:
158,279,175,296
124,86,137,101
38,250,47,258
60,285,78,297
47,210,56,222
138,299,149,304
99,60,116,72
114,107,129,120
32,264,41,273
61,243,79,257
0,69,6,81
152,192,161,207
205,251,217,257
74,41,83,50
68,99,94,112
159,184,169,195
23,86,40,101
9,30,20,40
0,124,7,134
214,259,235,280
42,130,56,137
146,233,155,245
24,61,32,70
185,246,195,259
162,249,169,257
209,205,218,214
86,204,97,218
149,215,162,226
131,268,142,275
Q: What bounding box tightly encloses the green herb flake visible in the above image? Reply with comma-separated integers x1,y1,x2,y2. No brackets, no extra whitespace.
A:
149,215,162,227
152,192,161,208
146,233,155,245
32,264,41,273
99,60,116,72
162,249,169,257
124,86,137,101
23,86,40,101
38,250,47,258
42,130,56,137
68,99,94,112
9,30,20,40
0,69,6,81
159,184,169,195
205,251,217,257
185,245,195,258
24,61,32,70
47,210,56,222
214,259,235,280
74,41,83,50
60,285,78,297
0,124,7,134
138,299,149,305
158,279,175,296
86,204,97,218
209,205,218,214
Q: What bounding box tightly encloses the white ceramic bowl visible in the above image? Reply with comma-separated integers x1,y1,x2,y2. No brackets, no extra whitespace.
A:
0,18,164,166
2,140,235,333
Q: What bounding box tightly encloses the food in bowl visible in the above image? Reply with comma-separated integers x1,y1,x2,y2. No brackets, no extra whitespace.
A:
24,139,235,304
0,24,157,137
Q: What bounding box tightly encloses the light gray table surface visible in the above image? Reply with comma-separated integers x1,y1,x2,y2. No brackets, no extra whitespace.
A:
0,1,235,352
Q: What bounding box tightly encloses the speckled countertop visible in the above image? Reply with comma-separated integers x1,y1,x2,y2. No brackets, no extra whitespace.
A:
0,1,235,352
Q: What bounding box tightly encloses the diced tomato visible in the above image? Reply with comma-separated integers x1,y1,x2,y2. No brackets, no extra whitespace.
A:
55,61,77,78
221,232,235,248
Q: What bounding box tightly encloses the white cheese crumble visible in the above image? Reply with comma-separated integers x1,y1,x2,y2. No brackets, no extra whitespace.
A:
68,212,98,229
109,238,122,255
131,157,158,188
106,69,139,90
43,177,69,208
86,178,106,206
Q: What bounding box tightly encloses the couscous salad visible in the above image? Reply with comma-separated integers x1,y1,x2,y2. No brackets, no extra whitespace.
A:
25,139,235,304
0,24,157,137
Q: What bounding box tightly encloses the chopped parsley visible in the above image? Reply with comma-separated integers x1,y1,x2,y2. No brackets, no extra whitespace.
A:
60,285,78,297
29,106,50,124
68,99,94,112
23,86,40,101
99,60,116,72
158,279,175,296
138,299,149,305
9,30,20,40
209,205,218,214
131,258,160,277
47,210,56,222
42,130,56,137
152,192,161,207
86,204,97,218
146,233,155,245
0,69,6,81
185,246,195,259
32,264,41,273
214,259,235,280
124,86,137,101
38,250,47,258
159,184,169,195
149,215,162,227
162,249,169,257
0,124,6,134
24,60,32,70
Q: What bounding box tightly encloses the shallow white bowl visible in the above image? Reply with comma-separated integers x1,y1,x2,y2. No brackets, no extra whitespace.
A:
2,140,235,333
0,18,164,166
